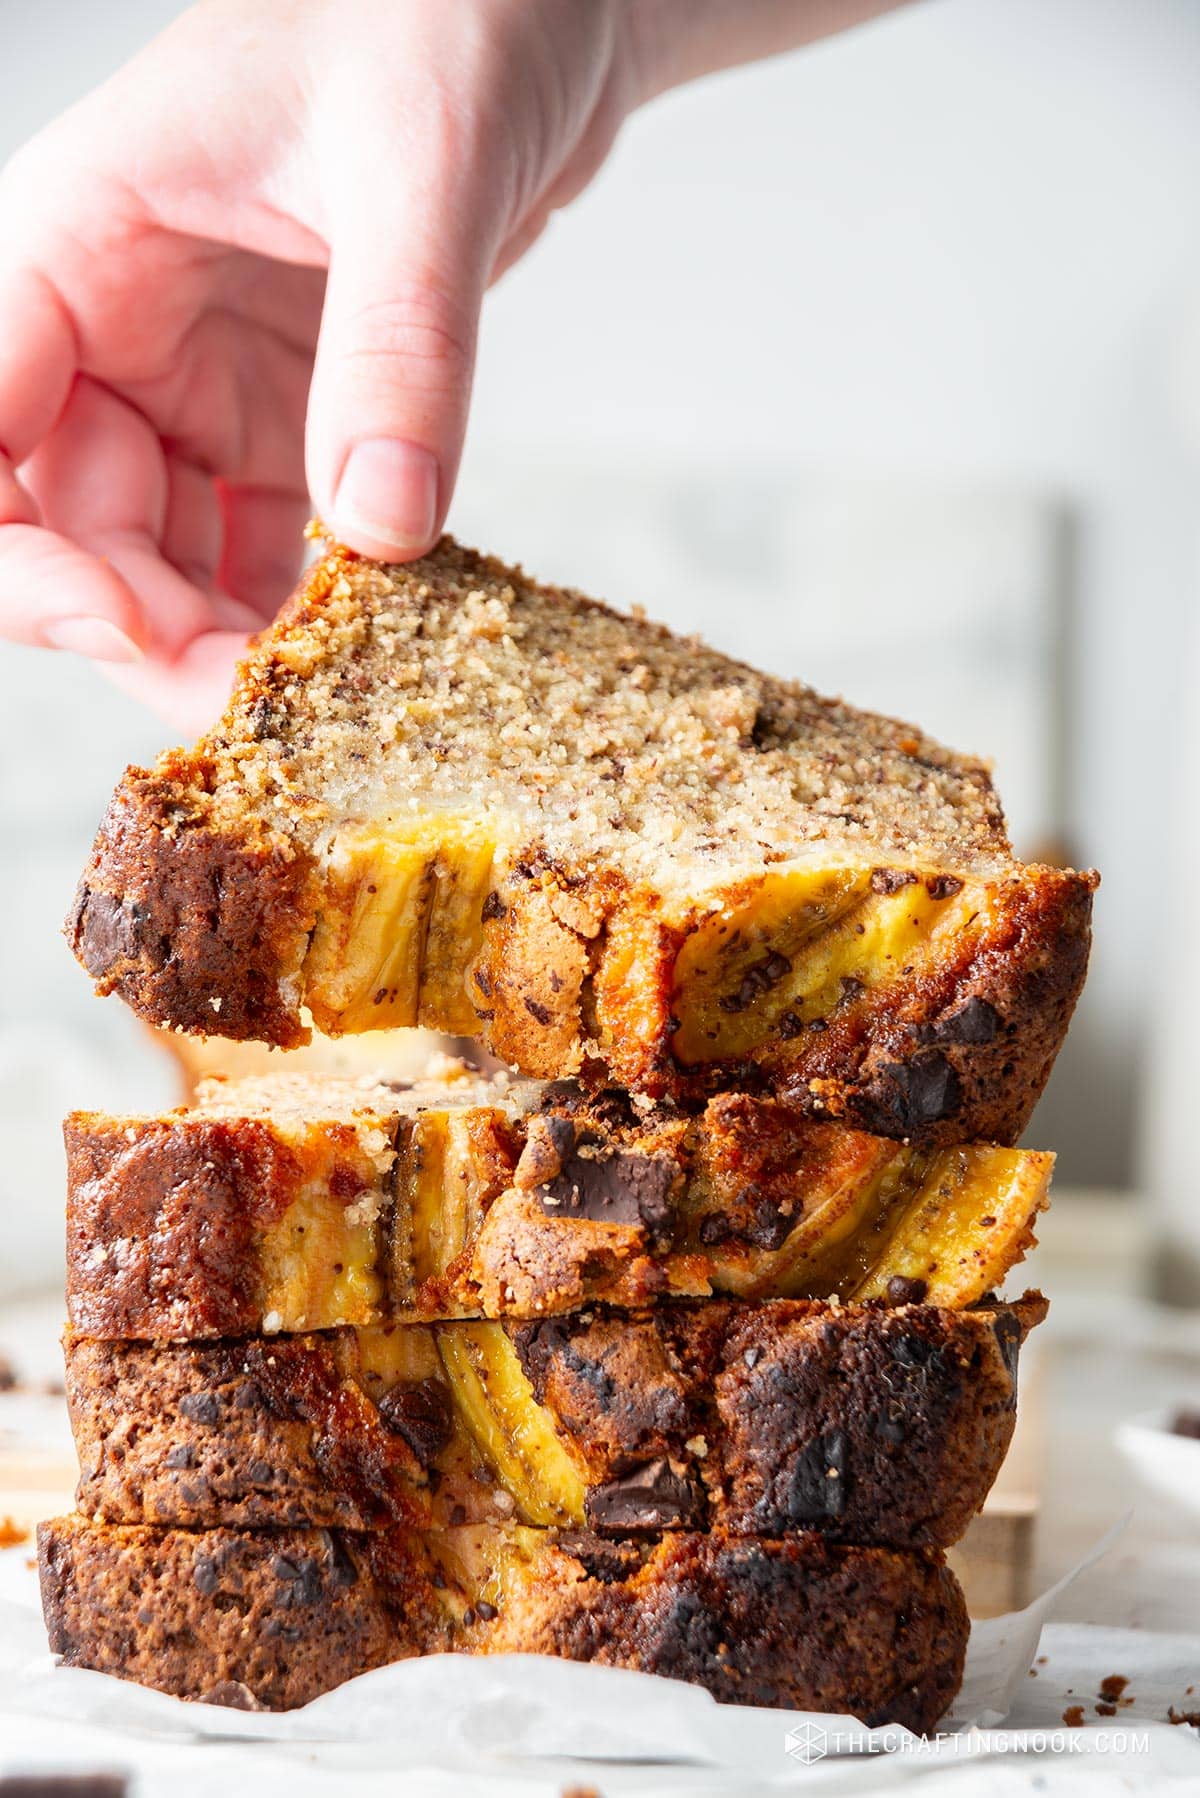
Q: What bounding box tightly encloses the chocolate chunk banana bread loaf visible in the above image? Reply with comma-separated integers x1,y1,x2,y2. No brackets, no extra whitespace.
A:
39,1516,968,1726
68,536,1096,1141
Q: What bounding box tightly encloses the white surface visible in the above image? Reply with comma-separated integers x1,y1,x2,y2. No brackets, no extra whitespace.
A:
1116,1411,1200,1519
1,0,1200,1200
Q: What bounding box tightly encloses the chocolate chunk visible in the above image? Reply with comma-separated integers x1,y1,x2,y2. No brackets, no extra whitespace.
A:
777,1009,804,1039
554,1531,642,1582
321,1531,362,1588
192,1553,219,1597
873,1409,908,1445
164,1443,196,1470
992,1310,1023,1382
377,1377,453,1467
926,874,965,900
861,1050,962,1132
585,1459,704,1532
474,1600,498,1622
698,1213,732,1246
921,996,1001,1046
523,996,553,1026
247,695,280,741
870,868,920,895
717,950,792,1014
73,888,155,978
885,1275,928,1307
735,1182,800,1252
481,890,507,921
536,1150,676,1243
784,1431,847,1523
272,1554,324,1607
178,1390,222,1426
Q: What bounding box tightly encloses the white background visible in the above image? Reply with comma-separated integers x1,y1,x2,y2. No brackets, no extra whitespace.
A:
1,0,1198,1287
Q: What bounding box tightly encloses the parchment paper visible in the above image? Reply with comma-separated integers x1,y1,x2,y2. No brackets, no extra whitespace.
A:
0,1519,1129,1787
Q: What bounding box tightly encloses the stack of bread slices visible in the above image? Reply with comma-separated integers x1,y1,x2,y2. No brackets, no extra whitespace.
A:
41,537,1096,1728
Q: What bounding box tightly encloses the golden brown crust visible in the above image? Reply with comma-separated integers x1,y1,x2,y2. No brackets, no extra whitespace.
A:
66,540,1096,1138
65,1297,1043,1548
68,768,315,1049
63,1076,1052,1335
69,806,1093,1141
39,1515,967,1726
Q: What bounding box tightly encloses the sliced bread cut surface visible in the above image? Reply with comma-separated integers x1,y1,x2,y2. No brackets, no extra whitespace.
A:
39,1515,967,1724
68,537,1096,1139
65,1294,1043,1546
64,1069,1052,1335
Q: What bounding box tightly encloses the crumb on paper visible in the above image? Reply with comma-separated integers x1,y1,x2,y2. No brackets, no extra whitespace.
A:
1096,1673,1134,1712
0,1516,29,1548
1169,1707,1200,1728
1062,1705,1085,1728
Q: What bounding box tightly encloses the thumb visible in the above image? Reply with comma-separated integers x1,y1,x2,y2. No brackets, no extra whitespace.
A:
307,161,498,562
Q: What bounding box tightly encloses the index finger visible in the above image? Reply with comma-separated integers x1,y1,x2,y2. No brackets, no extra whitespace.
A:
0,261,77,466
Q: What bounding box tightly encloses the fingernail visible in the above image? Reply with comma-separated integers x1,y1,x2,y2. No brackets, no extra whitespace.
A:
334,439,439,553
40,617,144,663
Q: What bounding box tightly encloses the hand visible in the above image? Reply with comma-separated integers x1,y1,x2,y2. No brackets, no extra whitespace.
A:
0,0,895,727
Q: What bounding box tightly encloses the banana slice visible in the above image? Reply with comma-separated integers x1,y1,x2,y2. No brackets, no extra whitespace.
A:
435,1321,588,1526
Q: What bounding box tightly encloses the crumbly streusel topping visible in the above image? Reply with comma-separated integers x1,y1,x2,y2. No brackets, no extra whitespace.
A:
199,537,1011,894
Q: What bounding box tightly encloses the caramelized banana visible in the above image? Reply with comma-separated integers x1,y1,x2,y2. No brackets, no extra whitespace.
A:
844,1145,1050,1305
304,821,505,1035
435,1322,588,1526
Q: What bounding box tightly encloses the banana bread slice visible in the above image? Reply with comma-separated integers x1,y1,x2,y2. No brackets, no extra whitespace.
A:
64,1070,1051,1336
67,535,1096,1141
65,1294,1042,1547
38,1515,967,1725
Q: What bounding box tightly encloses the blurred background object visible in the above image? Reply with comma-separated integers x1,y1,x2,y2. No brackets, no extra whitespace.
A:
1,0,1198,1295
